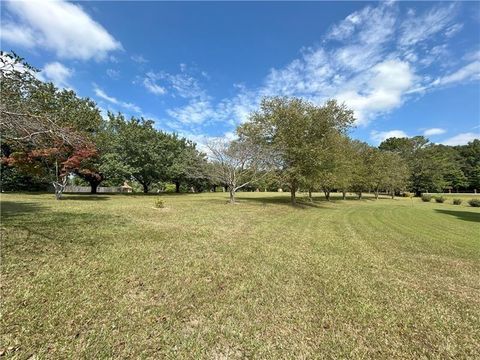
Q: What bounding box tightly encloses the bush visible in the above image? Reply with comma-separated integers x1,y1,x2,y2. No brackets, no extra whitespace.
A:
434,196,445,203
468,199,480,207
402,192,413,197
421,194,432,202
452,198,462,205
154,198,165,208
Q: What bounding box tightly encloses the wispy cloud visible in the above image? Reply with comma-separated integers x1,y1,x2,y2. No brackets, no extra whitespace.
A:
157,2,476,140
1,0,121,60
440,132,479,146
142,64,206,99
93,85,141,113
423,128,446,136
106,68,120,80
131,54,148,64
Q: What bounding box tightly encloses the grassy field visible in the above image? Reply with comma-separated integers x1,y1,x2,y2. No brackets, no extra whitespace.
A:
1,192,479,359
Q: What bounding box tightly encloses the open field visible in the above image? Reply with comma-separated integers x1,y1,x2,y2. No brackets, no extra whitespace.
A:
1,192,479,358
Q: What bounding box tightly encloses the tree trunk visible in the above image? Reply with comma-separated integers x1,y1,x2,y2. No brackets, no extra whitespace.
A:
89,180,100,194
391,191,395,199
375,188,379,199
358,191,362,199
290,185,297,206
342,190,346,200
142,183,149,193
52,177,67,200
324,190,330,201
175,181,180,193
229,187,235,204
308,189,313,202
212,185,217,192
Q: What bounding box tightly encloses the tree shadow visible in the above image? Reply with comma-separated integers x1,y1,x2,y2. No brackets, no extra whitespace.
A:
1,201,45,220
434,209,480,223
232,194,334,209
62,194,110,201
2,201,120,251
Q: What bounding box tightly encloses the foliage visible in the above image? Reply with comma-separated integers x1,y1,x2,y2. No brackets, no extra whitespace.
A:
468,199,480,207
434,196,445,203
1,52,101,198
452,198,462,205
238,97,354,204
421,194,432,202
154,198,165,208
2,51,478,202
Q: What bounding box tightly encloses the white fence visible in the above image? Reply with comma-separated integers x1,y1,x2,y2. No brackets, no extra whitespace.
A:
64,186,131,193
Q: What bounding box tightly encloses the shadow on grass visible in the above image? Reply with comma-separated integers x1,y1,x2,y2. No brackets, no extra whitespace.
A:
62,194,110,201
1,201,45,220
227,194,342,209
434,209,480,223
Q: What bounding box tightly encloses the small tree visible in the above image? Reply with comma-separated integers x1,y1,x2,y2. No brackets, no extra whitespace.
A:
207,138,268,204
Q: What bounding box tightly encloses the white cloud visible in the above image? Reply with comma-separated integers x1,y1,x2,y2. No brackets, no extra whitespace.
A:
431,61,480,87
93,85,141,113
370,130,409,144
37,62,73,89
106,69,120,79
143,66,205,99
440,132,479,146
399,3,457,47
143,75,167,95
162,2,477,136
445,23,463,38
131,54,148,64
1,0,121,60
423,128,446,136
0,22,37,48
166,99,215,125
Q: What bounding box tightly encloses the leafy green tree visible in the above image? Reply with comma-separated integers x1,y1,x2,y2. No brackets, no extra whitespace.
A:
349,141,372,199
168,138,208,193
108,114,177,193
379,136,469,195
456,140,480,191
373,150,409,198
238,97,354,205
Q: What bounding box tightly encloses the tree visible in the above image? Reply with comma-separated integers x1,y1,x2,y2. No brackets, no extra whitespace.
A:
379,136,468,195
108,114,179,193
456,140,480,191
1,52,100,198
349,141,372,199
207,138,268,204
372,150,409,198
334,137,356,200
168,138,208,193
238,97,354,205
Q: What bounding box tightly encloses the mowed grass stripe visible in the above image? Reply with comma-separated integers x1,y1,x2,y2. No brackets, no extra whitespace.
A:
1,193,479,358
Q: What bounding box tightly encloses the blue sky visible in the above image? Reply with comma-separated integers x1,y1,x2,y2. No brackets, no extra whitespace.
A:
1,1,479,147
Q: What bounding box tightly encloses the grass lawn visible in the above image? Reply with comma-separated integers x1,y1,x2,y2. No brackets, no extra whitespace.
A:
1,192,479,358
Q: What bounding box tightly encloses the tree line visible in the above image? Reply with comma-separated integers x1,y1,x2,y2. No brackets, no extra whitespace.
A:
1,53,479,202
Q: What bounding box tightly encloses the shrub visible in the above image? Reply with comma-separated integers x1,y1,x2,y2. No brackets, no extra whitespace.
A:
434,196,445,203
154,198,165,208
402,192,413,197
468,199,480,207
452,198,462,205
421,194,432,202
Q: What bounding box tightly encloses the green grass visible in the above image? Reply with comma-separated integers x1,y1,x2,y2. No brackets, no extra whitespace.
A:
1,192,479,358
